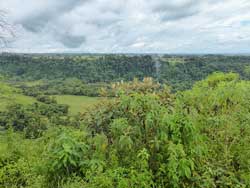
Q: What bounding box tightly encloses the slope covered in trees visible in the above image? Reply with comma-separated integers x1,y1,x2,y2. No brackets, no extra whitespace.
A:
1,54,250,93
0,73,250,187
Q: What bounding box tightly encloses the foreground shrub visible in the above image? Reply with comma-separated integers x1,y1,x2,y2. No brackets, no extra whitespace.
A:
177,72,250,186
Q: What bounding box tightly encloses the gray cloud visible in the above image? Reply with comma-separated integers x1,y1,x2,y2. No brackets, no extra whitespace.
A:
160,9,199,22
21,16,48,32
18,0,84,32
0,0,250,53
85,12,121,28
57,33,86,48
150,0,201,21
9,0,88,48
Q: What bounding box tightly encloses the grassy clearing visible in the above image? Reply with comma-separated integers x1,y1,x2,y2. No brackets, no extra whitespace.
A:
22,80,44,87
13,94,37,104
161,57,186,65
54,95,102,115
0,94,37,111
0,81,36,111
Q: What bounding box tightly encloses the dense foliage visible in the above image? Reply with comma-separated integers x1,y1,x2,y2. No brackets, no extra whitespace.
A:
0,54,155,82
1,73,250,187
19,79,108,97
1,54,250,94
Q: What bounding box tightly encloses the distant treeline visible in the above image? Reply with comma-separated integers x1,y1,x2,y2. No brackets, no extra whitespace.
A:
1,54,250,91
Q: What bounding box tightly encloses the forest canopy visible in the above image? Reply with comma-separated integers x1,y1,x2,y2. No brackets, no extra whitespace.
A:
0,70,250,187
1,0,250,186
1,54,250,95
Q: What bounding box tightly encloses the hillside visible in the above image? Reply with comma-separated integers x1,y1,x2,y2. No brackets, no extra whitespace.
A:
0,82,37,111
1,54,250,91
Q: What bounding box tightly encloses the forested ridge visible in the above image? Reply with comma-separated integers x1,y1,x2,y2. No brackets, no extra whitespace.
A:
1,54,250,92
0,54,250,187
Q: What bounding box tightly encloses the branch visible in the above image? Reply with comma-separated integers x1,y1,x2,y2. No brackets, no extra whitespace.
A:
0,10,15,49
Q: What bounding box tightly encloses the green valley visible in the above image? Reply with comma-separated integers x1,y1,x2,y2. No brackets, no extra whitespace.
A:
0,54,250,188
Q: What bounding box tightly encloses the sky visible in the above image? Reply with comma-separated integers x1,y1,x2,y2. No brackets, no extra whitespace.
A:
0,0,250,54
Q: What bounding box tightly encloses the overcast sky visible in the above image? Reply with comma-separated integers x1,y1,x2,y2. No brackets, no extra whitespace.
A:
0,0,250,53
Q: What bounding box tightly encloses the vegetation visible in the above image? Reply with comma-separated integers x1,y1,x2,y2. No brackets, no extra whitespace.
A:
0,69,250,187
1,54,250,93
54,95,101,115
0,81,37,111
1,53,250,187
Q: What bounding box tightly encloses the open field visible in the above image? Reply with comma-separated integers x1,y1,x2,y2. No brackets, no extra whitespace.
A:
54,95,102,115
0,82,37,110
0,94,37,111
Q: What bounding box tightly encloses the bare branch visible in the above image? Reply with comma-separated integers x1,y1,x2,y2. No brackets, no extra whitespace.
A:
0,10,15,49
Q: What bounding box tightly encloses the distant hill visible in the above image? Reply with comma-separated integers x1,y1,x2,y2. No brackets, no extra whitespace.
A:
1,54,250,91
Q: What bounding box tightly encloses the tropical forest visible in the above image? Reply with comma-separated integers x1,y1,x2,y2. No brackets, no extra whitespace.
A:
1,0,250,187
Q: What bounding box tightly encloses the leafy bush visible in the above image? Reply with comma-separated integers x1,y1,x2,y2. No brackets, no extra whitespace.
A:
0,104,47,138
1,73,250,187
36,95,57,104
177,72,250,186
82,86,205,187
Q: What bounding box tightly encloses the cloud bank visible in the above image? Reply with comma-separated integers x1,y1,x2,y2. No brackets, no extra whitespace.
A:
0,0,250,53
